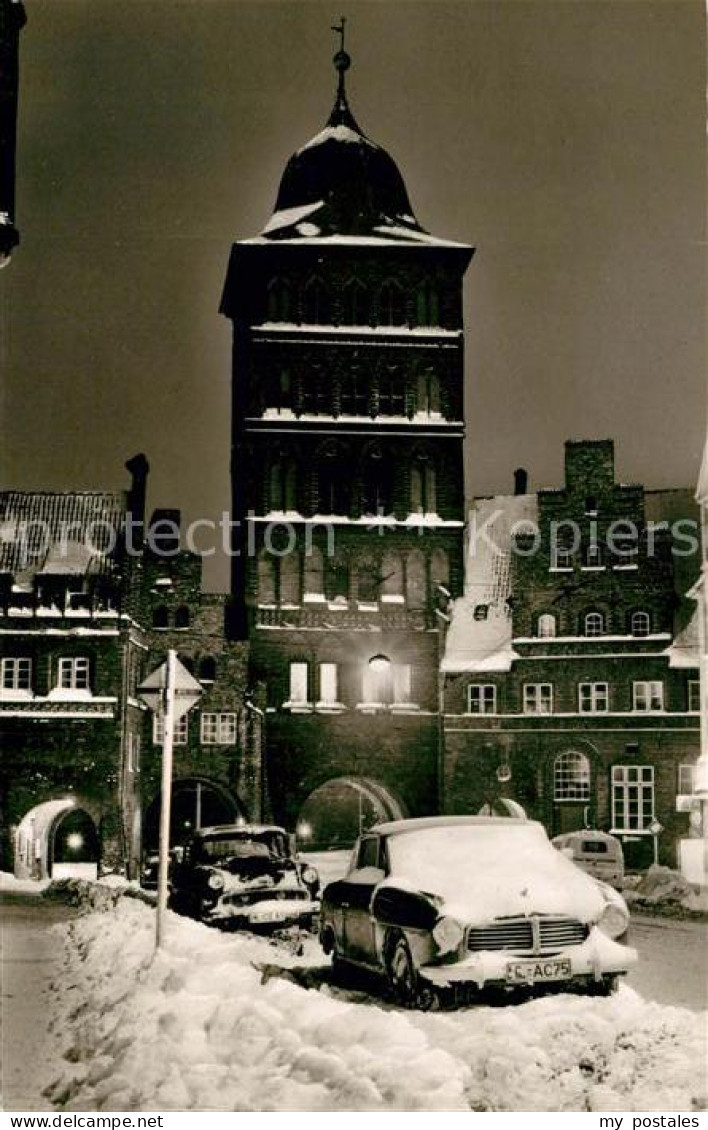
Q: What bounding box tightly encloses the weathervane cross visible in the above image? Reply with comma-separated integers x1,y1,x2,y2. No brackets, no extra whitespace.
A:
331,16,346,53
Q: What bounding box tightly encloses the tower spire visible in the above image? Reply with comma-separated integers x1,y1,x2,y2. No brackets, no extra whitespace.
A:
328,16,361,131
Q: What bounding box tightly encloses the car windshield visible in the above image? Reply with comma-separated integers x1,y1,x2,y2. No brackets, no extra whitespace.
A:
198,832,288,864
385,822,601,922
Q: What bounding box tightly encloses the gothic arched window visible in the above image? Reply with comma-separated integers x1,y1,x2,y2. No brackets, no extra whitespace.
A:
266,277,292,322
410,452,437,514
361,445,394,516
257,550,277,605
302,276,330,324
268,456,298,513
377,367,406,416
317,444,349,514
341,279,369,325
406,549,427,610
416,280,440,326
378,280,406,326
279,550,301,606
303,546,325,600
174,606,190,629
416,369,441,415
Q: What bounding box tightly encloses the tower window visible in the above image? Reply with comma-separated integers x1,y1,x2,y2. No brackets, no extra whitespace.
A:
416,280,440,326
410,454,436,514
377,369,406,415
361,447,394,516
378,280,406,326
301,367,329,415
266,277,292,322
302,277,330,324
174,606,190,629
318,447,349,514
341,279,369,325
339,371,369,415
416,369,440,415
269,456,298,512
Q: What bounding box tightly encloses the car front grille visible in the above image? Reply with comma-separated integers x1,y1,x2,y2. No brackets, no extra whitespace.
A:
467,916,587,954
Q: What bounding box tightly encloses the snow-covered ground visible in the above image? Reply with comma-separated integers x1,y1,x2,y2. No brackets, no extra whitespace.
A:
0,869,50,894
44,897,707,1113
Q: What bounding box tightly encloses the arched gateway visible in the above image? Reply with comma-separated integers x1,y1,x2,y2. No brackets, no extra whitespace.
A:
15,799,100,880
143,777,244,852
297,776,406,850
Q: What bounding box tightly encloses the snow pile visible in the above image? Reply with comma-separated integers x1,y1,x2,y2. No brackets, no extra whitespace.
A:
623,866,708,917
44,898,707,1112
0,870,49,894
43,877,155,912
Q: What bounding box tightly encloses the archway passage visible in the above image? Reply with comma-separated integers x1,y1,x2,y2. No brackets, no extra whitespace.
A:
297,776,406,851
143,778,243,853
14,799,100,880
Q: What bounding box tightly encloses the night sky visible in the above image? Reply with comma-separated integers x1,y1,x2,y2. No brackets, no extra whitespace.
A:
1,0,705,589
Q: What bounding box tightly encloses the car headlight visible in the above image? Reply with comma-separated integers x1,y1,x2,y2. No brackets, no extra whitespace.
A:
207,871,225,891
432,915,465,955
301,866,318,886
597,902,628,939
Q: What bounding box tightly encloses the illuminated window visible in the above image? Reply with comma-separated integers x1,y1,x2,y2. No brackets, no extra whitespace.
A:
537,614,557,638
288,662,309,706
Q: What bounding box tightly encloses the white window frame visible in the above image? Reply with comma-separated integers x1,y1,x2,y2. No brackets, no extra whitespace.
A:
287,661,310,708
611,764,655,832
317,663,340,708
200,712,238,745
58,656,90,691
551,545,573,571
631,611,651,637
554,750,591,802
467,684,497,715
633,681,664,713
152,713,188,745
523,683,553,714
1,657,32,692
678,763,695,795
688,680,700,714
584,612,604,637
578,682,609,713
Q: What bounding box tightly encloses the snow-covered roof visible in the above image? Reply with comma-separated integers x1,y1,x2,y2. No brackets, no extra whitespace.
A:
442,494,539,674
0,491,125,579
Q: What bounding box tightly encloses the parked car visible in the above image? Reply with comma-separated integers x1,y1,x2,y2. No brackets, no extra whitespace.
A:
552,830,625,887
319,816,635,1008
168,824,320,931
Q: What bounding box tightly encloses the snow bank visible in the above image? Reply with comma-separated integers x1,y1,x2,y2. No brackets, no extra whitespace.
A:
44,898,706,1112
624,866,708,918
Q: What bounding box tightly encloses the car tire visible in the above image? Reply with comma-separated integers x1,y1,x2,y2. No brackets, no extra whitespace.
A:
387,935,419,1009
595,974,619,997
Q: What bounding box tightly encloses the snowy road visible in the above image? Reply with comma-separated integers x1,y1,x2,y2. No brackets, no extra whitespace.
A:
0,891,76,1111
627,915,707,1013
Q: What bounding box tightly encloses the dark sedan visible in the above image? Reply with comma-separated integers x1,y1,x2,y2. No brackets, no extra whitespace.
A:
169,823,320,931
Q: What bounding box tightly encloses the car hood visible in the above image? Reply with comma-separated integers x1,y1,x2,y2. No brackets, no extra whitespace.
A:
382,826,607,926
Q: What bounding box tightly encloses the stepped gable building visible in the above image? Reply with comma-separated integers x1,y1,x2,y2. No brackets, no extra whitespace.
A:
220,41,473,840
442,439,701,868
1,460,260,879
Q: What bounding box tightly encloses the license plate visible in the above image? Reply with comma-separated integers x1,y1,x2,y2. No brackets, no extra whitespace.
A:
506,958,572,984
249,910,288,924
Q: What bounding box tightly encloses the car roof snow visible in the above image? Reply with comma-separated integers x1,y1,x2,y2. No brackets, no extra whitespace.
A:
194,824,286,837
370,815,539,836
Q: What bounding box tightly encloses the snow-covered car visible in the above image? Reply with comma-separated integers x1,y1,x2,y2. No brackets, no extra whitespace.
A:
319,816,636,1007
168,824,320,931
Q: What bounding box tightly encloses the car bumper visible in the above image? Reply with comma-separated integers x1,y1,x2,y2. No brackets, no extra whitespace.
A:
204,896,319,928
419,928,637,989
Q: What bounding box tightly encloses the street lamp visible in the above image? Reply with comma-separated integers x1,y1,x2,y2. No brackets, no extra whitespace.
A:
368,653,391,674
138,649,202,949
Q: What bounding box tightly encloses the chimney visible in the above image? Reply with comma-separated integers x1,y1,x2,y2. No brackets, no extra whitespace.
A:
125,453,150,534
513,468,528,496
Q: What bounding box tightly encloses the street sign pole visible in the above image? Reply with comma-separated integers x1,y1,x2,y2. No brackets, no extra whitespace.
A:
156,648,176,949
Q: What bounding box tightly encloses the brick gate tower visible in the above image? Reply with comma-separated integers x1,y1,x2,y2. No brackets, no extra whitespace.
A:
220,37,473,835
